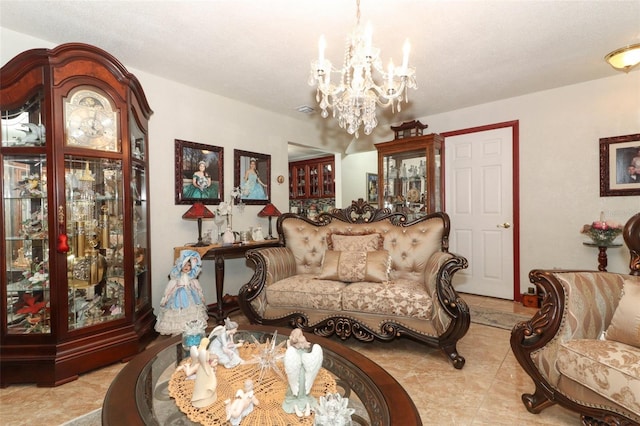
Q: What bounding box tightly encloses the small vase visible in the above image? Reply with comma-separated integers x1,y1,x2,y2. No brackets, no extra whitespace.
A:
223,227,235,244
252,226,264,242
182,319,206,351
587,229,621,246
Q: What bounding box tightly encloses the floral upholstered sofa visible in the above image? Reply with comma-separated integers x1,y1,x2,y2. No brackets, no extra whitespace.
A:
511,213,640,425
238,199,470,369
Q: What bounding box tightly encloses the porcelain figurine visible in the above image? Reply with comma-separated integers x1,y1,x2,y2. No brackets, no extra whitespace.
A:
222,226,235,244
191,337,219,408
155,250,208,335
208,317,244,368
12,247,31,269
282,328,323,416
176,345,201,379
225,379,260,425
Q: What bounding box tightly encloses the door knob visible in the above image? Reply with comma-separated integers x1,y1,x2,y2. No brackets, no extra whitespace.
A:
497,222,511,229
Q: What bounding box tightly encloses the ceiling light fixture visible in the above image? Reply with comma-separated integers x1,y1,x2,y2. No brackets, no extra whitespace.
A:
605,43,640,73
308,0,416,138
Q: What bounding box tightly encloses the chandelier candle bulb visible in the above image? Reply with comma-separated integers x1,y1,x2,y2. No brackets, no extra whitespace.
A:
402,39,410,72
318,35,326,69
365,23,372,55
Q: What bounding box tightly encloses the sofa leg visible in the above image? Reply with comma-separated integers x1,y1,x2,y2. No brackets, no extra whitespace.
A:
441,344,465,369
522,386,555,414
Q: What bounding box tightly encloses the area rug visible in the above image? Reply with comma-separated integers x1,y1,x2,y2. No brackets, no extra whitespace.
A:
470,306,531,330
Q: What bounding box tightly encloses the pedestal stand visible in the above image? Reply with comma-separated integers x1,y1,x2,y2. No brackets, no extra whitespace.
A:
583,242,623,271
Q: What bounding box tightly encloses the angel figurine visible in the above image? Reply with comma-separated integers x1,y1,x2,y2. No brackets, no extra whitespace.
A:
225,379,260,425
177,336,210,379
282,328,323,416
155,250,208,335
176,345,201,379
191,337,219,408
208,317,244,368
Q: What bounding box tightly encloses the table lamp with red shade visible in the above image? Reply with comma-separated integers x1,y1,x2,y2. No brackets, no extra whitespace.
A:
182,202,215,247
257,203,282,240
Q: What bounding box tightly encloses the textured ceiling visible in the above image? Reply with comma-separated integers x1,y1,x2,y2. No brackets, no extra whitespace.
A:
1,0,639,155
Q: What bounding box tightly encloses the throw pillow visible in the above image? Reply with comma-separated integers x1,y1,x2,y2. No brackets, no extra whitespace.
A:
318,250,390,283
327,232,383,252
604,279,640,348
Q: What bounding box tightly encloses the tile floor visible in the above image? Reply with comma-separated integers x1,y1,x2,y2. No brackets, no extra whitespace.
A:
0,294,582,425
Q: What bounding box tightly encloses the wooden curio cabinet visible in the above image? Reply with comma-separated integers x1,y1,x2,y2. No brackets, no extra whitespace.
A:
376,120,443,216
0,43,156,386
289,155,335,199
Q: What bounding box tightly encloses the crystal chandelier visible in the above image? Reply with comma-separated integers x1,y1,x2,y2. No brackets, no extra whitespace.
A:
308,0,417,137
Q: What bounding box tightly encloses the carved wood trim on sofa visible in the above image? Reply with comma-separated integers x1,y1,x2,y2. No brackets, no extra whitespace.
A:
238,199,470,369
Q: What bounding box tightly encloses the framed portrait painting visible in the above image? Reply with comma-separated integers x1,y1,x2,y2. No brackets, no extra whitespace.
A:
234,149,270,205
175,139,223,205
599,133,640,197
366,173,378,205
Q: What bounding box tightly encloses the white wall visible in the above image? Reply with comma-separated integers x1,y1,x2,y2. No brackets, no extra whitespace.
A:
426,74,640,292
339,73,640,293
341,150,378,206
1,28,323,310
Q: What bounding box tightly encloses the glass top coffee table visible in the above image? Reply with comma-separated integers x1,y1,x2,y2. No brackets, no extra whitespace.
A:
103,324,421,425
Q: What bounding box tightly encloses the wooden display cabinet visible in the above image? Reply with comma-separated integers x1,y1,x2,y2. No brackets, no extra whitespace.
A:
0,43,156,386
289,155,335,199
376,120,444,216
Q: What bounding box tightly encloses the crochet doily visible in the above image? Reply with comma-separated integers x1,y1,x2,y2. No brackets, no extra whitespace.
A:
168,342,337,425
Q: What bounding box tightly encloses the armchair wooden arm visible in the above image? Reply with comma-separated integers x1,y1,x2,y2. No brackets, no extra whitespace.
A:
239,247,296,322
511,269,632,424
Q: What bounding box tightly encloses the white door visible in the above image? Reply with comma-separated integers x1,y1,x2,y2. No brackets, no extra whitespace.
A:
444,125,516,299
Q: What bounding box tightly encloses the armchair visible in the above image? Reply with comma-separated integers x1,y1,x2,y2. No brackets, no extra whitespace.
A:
511,212,640,425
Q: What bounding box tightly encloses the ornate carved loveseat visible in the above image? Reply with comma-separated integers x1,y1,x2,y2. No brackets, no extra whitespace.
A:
238,199,470,369
511,212,640,425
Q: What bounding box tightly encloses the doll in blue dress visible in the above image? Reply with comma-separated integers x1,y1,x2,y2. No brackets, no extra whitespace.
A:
155,250,208,335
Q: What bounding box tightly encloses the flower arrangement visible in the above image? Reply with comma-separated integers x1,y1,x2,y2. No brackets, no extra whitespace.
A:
215,187,243,228
16,293,49,333
216,201,231,216
581,214,623,245
230,186,241,201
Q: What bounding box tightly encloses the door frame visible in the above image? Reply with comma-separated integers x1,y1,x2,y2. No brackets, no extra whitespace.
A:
442,120,521,301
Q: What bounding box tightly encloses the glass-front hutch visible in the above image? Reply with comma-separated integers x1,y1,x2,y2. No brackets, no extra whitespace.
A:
376,121,443,217
289,155,335,199
1,43,155,386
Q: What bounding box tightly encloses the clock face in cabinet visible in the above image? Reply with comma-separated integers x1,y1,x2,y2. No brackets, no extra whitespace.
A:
65,89,118,152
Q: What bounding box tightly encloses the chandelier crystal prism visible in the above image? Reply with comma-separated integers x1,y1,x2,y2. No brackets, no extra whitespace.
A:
308,0,417,138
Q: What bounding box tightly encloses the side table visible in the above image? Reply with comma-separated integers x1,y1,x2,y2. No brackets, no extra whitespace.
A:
174,240,280,323
582,241,623,272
